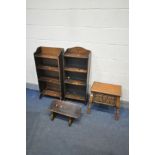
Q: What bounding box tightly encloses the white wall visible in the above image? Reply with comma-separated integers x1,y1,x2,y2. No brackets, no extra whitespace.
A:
26,0,129,101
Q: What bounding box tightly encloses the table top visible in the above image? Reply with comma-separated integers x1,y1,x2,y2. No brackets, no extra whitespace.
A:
91,82,121,97
50,100,81,118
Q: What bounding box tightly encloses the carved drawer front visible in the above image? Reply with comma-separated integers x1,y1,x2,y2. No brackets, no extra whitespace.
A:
94,94,103,102
93,93,116,106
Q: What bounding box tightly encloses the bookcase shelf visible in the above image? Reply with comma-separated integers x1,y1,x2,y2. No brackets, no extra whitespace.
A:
42,89,61,98
64,67,87,73
35,47,62,59
65,92,85,101
63,47,91,103
37,65,59,72
34,46,64,99
35,54,59,59
64,79,86,86
39,77,60,84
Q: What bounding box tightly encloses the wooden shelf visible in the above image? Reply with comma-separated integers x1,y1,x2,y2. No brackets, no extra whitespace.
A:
42,89,60,97
65,93,85,101
64,67,87,73
35,54,58,59
34,46,64,99
63,47,91,103
37,65,59,72
64,79,86,86
35,47,62,59
39,77,59,84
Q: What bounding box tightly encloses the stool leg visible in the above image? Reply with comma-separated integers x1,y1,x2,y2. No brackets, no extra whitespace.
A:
50,112,56,121
87,94,93,114
115,97,120,120
39,93,43,99
68,117,73,126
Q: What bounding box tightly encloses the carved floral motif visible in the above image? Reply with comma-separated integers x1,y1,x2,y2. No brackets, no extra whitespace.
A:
94,93,116,105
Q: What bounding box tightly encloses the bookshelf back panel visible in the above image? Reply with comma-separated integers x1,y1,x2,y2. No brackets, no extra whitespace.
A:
65,72,87,81
36,57,58,67
39,81,60,91
65,84,86,96
40,47,61,56
65,57,88,69
38,70,59,79
46,83,61,92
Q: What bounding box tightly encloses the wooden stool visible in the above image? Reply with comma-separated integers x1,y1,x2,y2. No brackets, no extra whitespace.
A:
87,82,121,120
50,100,81,126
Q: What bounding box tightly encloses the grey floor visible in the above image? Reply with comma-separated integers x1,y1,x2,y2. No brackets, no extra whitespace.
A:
27,89,129,155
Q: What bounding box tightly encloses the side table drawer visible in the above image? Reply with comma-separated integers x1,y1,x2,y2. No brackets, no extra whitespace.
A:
93,93,116,106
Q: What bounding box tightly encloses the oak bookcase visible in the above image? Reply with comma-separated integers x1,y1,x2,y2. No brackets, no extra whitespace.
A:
63,47,91,103
34,46,64,99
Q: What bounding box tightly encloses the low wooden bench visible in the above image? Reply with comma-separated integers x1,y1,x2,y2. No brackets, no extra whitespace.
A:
87,82,122,120
50,100,81,126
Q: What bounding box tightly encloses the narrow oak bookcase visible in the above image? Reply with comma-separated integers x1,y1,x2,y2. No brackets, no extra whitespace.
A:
34,46,64,99
63,47,91,103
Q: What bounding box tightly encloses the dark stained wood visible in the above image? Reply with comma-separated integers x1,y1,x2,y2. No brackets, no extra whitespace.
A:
68,117,74,126
64,79,86,86
35,54,58,59
42,89,61,97
50,100,81,118
65,92,85,101
34,46,64,99
50,112,56,120
63,47,91,103
64,67,87,73
87,82,122,120
46,83,61,92
37,65,59,72
39,77,59,84
50,100,81,126
35,47,62,59
64,47,89,58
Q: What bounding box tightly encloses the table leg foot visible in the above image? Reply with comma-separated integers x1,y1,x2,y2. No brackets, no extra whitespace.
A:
115,96,120,120
115,108,120,120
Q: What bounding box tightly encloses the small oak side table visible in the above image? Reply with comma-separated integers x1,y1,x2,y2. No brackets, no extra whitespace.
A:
87,82,121,120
